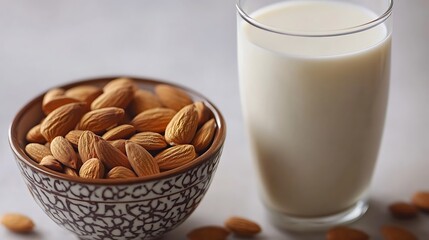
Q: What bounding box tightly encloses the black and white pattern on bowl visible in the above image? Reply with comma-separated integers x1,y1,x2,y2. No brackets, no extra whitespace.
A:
15,148,222,240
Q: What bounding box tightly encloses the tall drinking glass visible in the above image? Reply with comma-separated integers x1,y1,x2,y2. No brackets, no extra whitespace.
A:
237,0,393,231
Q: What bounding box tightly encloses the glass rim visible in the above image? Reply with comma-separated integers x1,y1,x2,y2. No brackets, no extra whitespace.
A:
236,0,393,37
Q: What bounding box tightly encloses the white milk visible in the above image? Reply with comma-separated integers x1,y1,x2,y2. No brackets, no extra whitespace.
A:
238,1,391,217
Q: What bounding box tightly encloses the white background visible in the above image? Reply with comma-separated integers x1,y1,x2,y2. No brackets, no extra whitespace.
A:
0,0,428,239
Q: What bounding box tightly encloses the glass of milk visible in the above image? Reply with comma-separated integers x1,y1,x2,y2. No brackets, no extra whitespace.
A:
237,0,393,231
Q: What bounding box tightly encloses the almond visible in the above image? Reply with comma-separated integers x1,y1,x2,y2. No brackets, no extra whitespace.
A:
130,89,162,114
165,104,198,145
131,108,176,133
65,130,84,148
42,96,81,115
0,213,34,233
107,166,137,179
65,85,102,104
195,101,212,127
42,88,65,106
155,84,193,111
79,158,105,179
108,139,126,155
64,166,79,177
411,191,429,212
326,226,369,240
129,132,167,151
25,143,51,163
78,131,98,163
125,141,160,177
91,87,134,110
40,155,63,172
103,77,138,92
26,124,46,144
77,107,125,133
192,118,216,152
187,226,230,240
94,136,132,170
102,124,136,141
224,216,261,237
155,144,196,171
381,225,417,240
40,102,87,141
389,202,419,219
50,136,78,169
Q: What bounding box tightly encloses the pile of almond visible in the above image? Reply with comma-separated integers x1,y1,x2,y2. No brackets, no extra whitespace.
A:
24,78,217,179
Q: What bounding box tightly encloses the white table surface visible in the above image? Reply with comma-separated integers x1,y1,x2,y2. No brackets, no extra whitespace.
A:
0,0,428,239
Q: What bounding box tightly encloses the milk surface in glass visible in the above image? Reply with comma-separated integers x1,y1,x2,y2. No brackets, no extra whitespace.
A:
238,1,391,217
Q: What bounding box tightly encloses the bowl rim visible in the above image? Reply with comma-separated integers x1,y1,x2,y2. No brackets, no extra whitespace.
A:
9,76,226,186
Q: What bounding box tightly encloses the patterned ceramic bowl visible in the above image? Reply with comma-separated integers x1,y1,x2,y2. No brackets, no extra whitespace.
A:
9,76,226,240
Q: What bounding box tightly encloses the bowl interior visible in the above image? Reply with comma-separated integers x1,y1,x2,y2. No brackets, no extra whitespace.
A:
9,76,226,185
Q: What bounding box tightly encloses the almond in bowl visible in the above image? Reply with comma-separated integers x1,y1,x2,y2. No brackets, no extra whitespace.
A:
9,76,226,240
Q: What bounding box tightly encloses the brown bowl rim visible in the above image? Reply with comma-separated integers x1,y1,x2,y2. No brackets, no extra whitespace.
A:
9,76,226,186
